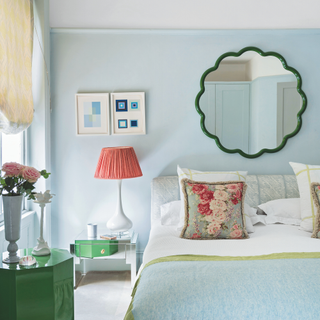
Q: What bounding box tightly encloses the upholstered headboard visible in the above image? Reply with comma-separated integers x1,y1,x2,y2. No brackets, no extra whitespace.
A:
151,175,299,220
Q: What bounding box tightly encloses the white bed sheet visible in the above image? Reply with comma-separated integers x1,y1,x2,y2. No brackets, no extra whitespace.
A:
143,220,320,265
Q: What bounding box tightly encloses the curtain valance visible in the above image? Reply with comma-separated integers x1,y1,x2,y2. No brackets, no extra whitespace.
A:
0,0,34,134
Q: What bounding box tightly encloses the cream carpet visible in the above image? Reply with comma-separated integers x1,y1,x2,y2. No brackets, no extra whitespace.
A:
74,271,132,320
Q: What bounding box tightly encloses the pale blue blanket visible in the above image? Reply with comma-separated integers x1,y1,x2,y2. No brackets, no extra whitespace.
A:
125,253,320,320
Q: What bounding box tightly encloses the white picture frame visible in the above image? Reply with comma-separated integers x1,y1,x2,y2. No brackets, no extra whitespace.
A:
75,93,110,135
111,92,146,135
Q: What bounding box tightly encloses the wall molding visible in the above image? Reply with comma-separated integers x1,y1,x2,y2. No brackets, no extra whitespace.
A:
50,28,320,36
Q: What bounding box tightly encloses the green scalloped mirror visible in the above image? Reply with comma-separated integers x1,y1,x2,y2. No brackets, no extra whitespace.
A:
195,47,307,158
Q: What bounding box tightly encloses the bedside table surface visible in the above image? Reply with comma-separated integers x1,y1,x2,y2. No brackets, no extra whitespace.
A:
0,248,72,270
75,226,138,244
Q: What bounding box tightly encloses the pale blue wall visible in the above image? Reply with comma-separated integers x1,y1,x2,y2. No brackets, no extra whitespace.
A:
50,29,320,251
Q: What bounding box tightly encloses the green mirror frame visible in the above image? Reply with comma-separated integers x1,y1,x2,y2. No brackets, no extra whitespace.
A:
195,46,307,159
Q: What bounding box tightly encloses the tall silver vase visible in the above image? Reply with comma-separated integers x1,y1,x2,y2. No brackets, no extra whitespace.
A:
2,194,23,264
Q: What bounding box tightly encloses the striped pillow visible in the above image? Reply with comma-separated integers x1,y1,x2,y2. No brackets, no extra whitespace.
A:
289,162,320,232
310,183,320,238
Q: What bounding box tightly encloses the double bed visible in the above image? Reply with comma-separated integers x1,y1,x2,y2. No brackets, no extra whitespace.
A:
125,175,320,319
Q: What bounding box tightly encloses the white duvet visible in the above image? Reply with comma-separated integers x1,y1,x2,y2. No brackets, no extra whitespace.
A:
143,220,320,265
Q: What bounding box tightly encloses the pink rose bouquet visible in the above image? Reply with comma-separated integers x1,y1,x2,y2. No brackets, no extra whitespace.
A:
21,166,41,183
2,162,23,177
0,162,50,200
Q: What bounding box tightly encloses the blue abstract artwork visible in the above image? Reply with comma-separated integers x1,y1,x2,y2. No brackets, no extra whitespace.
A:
130,120,138,127
129,100,140,111
83,101,101,127
116,100,128,112
118,119,128,128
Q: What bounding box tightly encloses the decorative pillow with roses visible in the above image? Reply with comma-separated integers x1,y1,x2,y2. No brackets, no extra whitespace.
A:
310,182,320,238
180,179,249,240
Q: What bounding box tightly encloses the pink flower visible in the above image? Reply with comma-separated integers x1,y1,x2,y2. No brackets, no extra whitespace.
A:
317,186,320,191
191,233,201,239
204,214,215,222
207,221,221,234
215,185,225,190
21,166,41,183
212,207,224,215
214,190,229,201
231,196,238,205
229,229,243,239
210,199,227,212
226,184,239,192
237,183,244,191
191,184,209,195
197,203,212,216
2,162,24,177
235,189,242,200
211,210,226,223
200,190,214,204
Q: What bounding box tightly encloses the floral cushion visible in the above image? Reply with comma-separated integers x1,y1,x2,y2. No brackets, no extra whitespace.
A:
310,183,320,238
176,165,247,230
180,179,249,240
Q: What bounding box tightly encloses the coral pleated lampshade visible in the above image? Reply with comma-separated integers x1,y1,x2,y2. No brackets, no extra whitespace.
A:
94,146,142,180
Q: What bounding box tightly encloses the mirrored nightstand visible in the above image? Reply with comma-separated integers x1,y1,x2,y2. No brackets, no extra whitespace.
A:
70,227,138,288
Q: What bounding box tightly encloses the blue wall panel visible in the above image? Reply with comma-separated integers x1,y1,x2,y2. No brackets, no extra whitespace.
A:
50,29,320,250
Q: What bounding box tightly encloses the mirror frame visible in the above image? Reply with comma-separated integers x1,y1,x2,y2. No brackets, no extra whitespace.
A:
195,46,307,159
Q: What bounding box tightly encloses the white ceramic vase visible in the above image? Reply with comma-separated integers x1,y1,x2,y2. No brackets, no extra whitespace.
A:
2,194,23,264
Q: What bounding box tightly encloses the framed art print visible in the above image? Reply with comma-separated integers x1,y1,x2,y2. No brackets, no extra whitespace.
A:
111,92,146,135
75,93,110,135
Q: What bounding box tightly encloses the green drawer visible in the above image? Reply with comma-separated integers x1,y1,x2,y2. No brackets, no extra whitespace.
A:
75,240,118,258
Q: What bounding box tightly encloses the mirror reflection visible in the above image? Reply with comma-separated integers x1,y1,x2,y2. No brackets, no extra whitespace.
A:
200,51,302,155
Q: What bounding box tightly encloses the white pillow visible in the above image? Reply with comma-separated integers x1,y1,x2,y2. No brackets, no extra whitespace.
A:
243,203,255,233
177,165,247,230
258,198,301,225
160,200,181,226
244,203,266,226
289,162,320,232
162,200,255,233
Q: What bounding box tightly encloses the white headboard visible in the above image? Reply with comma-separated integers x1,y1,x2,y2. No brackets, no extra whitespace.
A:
151,175,299,220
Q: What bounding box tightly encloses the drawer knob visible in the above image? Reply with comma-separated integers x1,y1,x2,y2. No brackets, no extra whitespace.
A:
101,249,105,254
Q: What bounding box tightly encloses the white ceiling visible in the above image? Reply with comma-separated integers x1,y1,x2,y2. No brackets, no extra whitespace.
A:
50,0,320,29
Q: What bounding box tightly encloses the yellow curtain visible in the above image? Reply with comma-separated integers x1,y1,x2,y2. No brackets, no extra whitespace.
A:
0,0,34,134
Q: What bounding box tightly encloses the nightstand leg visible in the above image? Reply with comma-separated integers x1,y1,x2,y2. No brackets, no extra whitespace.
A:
130,244,137,288
73,256,76,289
82,258,87,275
131,256,136,288
125,243,137,288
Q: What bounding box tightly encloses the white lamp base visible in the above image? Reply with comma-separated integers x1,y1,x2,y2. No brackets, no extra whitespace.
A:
107,180,133,233
107,213,132,233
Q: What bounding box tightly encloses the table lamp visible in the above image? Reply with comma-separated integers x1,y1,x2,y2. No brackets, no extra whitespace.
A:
94,146,142,233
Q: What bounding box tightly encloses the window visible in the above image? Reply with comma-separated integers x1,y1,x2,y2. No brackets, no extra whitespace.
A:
2,132,24,164
0,132,26,221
